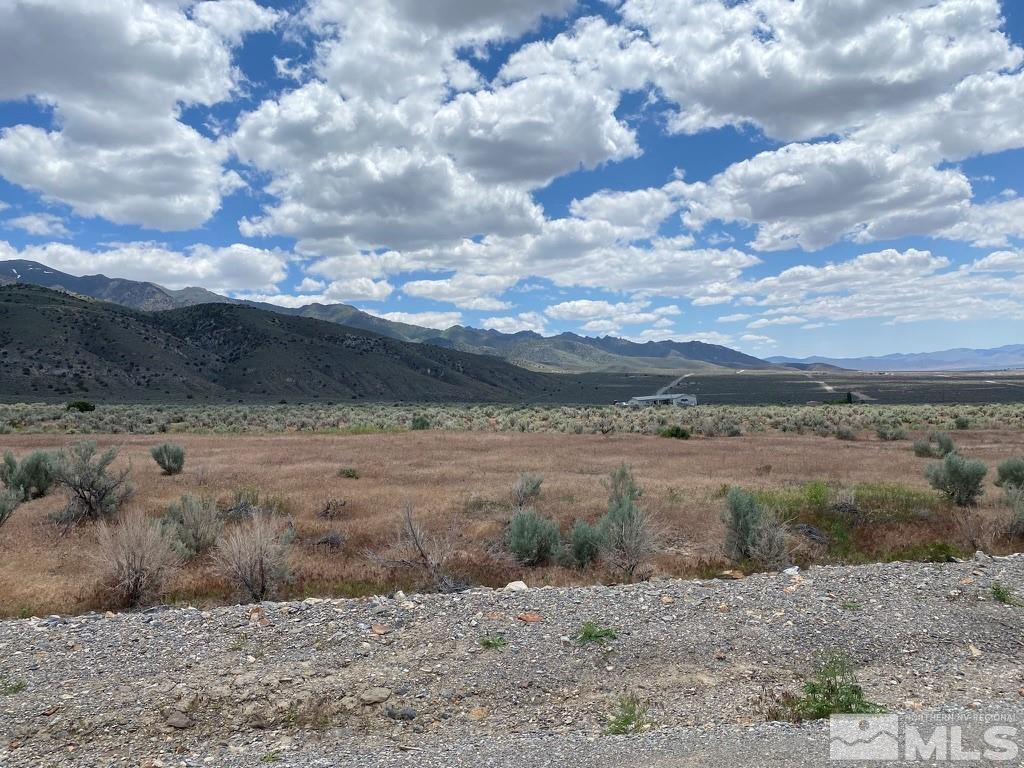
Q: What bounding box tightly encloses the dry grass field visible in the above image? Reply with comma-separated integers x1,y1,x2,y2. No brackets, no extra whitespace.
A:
2,427,1023,618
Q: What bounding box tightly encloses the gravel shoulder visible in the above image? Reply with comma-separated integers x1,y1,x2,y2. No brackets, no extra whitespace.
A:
2,555,1023,767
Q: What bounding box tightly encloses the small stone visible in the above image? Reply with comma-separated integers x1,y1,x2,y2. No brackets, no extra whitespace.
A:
394,590,407,602
360,687,393,705
660,595,675,605
783,566,800,576
370,623,391,635
165,710,192,729
386,705,417,721
504,581,529,592
469,706,490,720
516,612,542,623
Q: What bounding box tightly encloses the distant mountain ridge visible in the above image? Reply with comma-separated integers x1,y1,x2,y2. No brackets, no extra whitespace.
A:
769,346,1024,372
0,259,775,374
2,283,648,403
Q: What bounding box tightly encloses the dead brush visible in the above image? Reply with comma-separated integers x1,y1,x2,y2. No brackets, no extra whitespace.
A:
94,512,180,608
366,503,464,593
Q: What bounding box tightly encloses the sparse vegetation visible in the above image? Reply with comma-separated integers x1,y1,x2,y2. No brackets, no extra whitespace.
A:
214,515,292,602
511,472,543,508
0,487,20,529
657,425,690,440
150,442,185,475
991,582,1017,605
337,467,360,479
479,635,508,650
605,694,650,735
577,621,617,644
95,513,180,608
52,442,133,527
926,453,987,507
506,508,562,566
600,465,659,581
875,424,907,441
410,414,431,431
784,654,884,722
0,678,27,696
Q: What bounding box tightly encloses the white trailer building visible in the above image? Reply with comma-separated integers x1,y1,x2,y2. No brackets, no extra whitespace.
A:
620,394,698,407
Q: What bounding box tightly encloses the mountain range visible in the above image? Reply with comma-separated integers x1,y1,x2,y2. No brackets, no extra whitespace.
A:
769,347,1024,372
0,259,772,374
2,283,680,403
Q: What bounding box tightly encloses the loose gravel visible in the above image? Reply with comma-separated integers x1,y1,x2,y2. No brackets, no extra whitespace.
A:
2,554,1022,767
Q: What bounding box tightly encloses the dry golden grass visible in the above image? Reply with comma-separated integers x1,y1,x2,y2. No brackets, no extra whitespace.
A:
1,428,1022,616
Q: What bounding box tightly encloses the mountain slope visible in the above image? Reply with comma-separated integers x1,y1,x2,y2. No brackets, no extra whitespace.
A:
0,260,772,374
769,346,1024,372
0,285,571,403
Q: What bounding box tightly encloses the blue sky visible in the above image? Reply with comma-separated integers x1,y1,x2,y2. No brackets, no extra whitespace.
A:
1,0,1023,358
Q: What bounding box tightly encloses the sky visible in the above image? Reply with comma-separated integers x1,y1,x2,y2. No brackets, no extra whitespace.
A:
0,0,1023,359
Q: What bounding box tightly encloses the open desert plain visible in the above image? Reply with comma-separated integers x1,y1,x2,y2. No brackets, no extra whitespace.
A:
4,1,1024,766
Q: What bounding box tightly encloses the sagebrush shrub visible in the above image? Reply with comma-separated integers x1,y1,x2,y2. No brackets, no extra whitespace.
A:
214,515,291,602
912,439,934,458
835,426,856,441
568,520,605,569
600,495,658,581
52,442,133,526
511,472,543,507
410,415,431,430
150,443,185,475
722,488,763,562
1007,487,1024,539
1,450,57,501
0,487,20,529
995,457,1024,489
606,463,641,506
95,513,179,607
163,495,222,560
875,425,907,441
658,425,690,440
930,431,956,457
926,453,987,507
505,508,561,565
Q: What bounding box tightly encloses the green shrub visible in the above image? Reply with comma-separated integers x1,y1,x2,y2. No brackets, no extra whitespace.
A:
787,654,884,721
835,426,856,441
875,425,907,441
931,431,956,457
511,472,543,507
505,508,561,565
577,621,617,644
337,467,360,479
912,439,934,458
479,635,508,650
150,443,185,475
52,442,133,526
723,488,764,562
410,414,430,430
658,425,690,440
1,450,57,501
995,457,1024,489
568,520,605,569
605,694,650,735
163,495,222,561
600,493,658,581
1007,487,1024,539
926,453,987,507
66,400,95,413
606,463,641,506
0,487,20,529
954,415,971,430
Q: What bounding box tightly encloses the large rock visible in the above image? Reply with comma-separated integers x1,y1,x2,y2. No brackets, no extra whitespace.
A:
359,687,393,705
